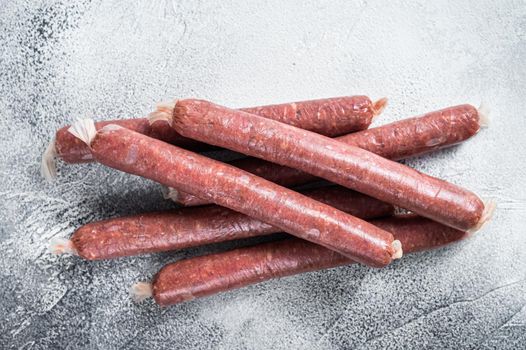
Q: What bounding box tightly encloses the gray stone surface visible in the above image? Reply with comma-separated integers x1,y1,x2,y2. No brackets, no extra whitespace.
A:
1,1,525,349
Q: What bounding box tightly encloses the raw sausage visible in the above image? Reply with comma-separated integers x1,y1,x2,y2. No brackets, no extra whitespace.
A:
68,122,402,267
170,99,493,232
237,95,383,136
133,215,468,306
168,158,313,206
171,104,485,206
171,100,490,231
339,104,485,160
54,118,202,163
51,186,393,260
149,216,468,306
67,120,402,267
42,96,382,180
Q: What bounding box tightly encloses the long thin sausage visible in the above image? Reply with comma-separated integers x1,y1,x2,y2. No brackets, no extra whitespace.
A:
131,215,469,306
170,100,494,232
170,104,486,206
67,120,402,267
41,96,383,181
54,118,202,163
51,186,393,260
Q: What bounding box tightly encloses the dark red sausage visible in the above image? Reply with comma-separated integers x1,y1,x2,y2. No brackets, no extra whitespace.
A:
171,100,488,232
68,121,402,267
150,215,468,306
173,104,483,206
239,95,384,137
52,96,380,164
69,186,393,260
170,158,309,206
340,104,482,160
54,119,199,163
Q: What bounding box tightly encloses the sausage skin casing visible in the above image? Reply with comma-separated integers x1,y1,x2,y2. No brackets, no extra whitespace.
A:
55,119,198,163
55,96,377,163
151,215,468,306
172,100,485,231
339,104,481,160
82,125,399,267
71,186,393,260
174,104,482,206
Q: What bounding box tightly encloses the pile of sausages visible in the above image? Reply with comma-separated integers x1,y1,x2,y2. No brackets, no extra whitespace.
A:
44,96,494,307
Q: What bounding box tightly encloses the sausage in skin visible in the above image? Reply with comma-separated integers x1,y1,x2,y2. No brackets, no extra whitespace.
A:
133,215,468,306
66,120,402,267
42,96,382,180
170,104,485,206
53,186,393,260
170,99,491,232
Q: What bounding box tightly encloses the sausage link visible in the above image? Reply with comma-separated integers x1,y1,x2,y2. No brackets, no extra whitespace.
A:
340,104,482,160
68,121,402,267
239,95,382,137
69,186,393,260
173,104,483,206
150,215,468,306
54,119,199,163
171,100,488,231
172,158,310,206
51,96,378,164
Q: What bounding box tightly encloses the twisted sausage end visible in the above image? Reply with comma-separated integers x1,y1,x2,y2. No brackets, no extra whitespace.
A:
49,237,77,256
41,138,57,182
130,282,153,303
372,97,388,118
148,99,177,126
161,186,179,202
68,119,97,146
391,239,403,260
468,199,496,234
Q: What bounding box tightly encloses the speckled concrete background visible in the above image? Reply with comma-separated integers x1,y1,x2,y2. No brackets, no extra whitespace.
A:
1,1,525,349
